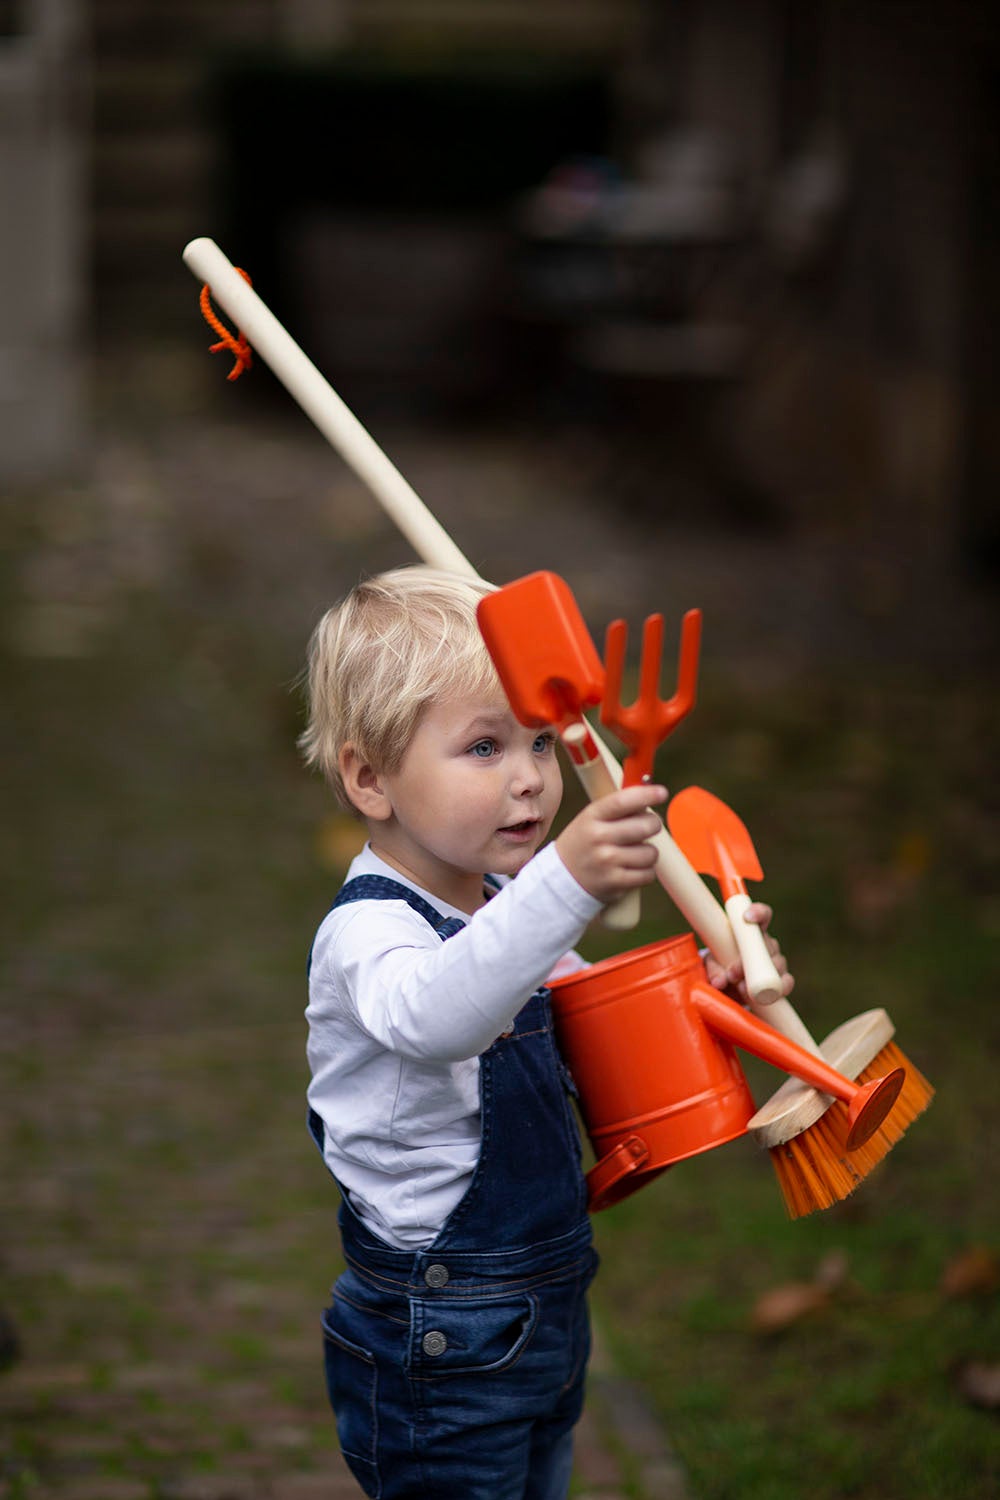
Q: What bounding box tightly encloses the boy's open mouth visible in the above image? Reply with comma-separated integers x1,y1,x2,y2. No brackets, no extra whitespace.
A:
499,818,538,836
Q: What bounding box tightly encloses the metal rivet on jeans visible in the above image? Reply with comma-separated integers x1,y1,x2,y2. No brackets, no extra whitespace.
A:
424,1263,449,1288
422,1330,448,1357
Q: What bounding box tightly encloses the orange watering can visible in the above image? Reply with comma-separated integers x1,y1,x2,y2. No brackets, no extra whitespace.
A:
548,935,905,1211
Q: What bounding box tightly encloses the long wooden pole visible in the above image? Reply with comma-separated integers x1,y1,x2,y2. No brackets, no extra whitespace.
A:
181,238,807,1012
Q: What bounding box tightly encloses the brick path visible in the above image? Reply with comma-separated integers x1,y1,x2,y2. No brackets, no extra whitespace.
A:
0,1330,689,1500
574,1321,692,1499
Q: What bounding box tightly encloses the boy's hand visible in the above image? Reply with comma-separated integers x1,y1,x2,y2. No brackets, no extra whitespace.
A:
704,902,796,1006
555,785,667,907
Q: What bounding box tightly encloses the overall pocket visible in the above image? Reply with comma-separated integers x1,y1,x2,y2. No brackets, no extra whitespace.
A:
409,1292,539,1378
321,1304,380,1497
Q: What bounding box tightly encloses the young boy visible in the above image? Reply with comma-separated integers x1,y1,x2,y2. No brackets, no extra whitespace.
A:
301,565,789,1500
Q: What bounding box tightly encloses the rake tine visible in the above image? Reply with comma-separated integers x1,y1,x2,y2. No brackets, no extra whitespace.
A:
667,608,702,729
638,614,666,711
600,609,702,784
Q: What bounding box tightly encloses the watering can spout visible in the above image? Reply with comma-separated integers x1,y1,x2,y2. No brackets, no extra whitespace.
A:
845,1069,905,1150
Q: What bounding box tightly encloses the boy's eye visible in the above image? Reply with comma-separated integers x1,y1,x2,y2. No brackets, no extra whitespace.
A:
533,732,557,754
469,738,498,758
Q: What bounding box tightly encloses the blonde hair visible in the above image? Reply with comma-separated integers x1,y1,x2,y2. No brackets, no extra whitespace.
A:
299,565,500,809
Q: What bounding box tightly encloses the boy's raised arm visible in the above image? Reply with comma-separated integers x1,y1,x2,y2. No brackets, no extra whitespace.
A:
316,843,602,1063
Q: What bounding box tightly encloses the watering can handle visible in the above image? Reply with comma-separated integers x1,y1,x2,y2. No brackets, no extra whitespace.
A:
586,1134,650,1214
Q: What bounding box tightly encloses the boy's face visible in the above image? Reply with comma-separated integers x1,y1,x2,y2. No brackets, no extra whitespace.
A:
368,691,564,910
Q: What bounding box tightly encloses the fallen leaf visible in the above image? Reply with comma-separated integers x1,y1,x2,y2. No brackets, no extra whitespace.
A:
941,1246,1000,1299
814,1249,850,1291
750,1251,850,1334
751,1282,829,1334
955,1361,1000,1410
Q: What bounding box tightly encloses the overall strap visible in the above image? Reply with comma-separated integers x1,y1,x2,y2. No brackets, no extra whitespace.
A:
329,874,467,940
307,874,473,978
307,873,465,1159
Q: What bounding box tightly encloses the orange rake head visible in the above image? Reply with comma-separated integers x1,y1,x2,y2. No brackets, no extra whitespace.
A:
476,571,605,729
600,608,702,785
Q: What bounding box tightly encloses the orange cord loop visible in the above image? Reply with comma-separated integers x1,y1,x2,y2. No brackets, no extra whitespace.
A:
199,268,253,380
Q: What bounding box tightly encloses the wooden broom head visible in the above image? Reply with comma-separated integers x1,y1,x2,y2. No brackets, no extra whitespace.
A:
747,1008,895,1150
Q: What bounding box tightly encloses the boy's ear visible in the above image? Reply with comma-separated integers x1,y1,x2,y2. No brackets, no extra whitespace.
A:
339,744,392,821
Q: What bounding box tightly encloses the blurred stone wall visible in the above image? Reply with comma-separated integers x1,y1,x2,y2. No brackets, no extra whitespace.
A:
4,0,997,568
0,0,87,482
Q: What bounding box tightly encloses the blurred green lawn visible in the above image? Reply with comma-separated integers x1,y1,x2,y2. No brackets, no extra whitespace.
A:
1,453,997,1498
574,653,998,1498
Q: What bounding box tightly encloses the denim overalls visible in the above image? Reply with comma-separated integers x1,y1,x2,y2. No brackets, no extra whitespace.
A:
309,875,597,1500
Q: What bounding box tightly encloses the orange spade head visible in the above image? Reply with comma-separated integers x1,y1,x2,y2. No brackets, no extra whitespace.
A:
477,571,605,727
667,785,764,883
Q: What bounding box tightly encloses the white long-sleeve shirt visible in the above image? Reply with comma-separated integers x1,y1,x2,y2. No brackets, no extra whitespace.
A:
306,841,601,1248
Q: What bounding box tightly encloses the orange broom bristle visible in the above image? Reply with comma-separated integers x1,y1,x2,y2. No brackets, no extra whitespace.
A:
770,1041,935,1219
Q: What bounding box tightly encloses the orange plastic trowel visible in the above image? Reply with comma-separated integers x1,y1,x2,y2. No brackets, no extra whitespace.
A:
667,786,785,1006
477,571,638,928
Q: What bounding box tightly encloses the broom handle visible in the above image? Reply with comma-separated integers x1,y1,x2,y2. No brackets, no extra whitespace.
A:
182,237,645,928
183,239,472,576
180,239,820,1052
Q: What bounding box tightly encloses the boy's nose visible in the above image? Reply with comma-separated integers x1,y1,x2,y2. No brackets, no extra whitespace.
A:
510,752,545,795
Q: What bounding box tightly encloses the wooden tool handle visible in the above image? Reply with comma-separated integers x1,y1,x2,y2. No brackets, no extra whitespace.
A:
568,728,641,930
644,823,825,1049
647,822,738,962
181,238,641,884
723,892,783,1007
748,995,823,1055
183,239,474,578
